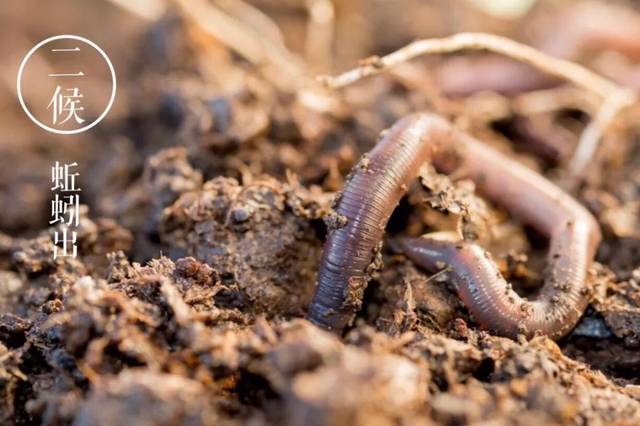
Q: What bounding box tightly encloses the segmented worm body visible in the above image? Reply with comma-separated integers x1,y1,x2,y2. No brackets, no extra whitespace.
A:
307,113,601,339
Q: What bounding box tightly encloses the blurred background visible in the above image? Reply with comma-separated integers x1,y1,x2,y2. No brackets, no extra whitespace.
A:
2,0,640,251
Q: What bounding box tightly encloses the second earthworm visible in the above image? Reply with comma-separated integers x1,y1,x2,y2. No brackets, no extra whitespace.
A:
307,113,601,339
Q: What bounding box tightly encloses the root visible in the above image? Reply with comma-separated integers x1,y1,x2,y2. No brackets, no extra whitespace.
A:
570,89,636,176
320,33,620,96
320,32,637,177
305,0,335,72
173,0,309,92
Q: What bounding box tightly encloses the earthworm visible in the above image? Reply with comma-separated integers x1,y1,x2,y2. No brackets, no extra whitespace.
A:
307,113,601,339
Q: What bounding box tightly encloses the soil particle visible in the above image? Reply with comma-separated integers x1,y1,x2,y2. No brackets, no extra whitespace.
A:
322,210,348,232
3,2,640,424
73,370,226,426
160,175,324,316
374,262,462,335
144,147,203,226
418,165,491,242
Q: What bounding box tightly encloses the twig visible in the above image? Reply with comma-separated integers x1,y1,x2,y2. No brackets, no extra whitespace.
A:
321,32,637,176
106,0,168,20
305,0,335,72
320,33,621,97
512,86,599,117
222,0,288,51
106,0,294,77
569,89,636,176
425,266,452,284
173,0,310,92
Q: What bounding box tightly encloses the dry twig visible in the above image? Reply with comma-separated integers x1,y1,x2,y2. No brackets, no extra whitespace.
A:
320,33,621,97
106,0,168,20
512,87,599,117
570,88,636,175
305,0,335,72
173,0,309,92
320,32,637,175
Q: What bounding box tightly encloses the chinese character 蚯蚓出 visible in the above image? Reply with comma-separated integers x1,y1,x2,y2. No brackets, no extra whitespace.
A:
50,161,81,259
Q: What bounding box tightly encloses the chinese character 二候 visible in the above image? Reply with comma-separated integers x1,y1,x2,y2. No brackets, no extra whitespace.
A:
47,86,85,125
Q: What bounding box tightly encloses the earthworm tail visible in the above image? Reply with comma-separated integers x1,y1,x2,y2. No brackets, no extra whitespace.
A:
307,114,452,331
398,228,594,340
400,131,600,339
307,112,601,339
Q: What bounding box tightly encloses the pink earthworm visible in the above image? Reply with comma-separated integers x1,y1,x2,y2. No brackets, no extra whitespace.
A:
307,113,601,339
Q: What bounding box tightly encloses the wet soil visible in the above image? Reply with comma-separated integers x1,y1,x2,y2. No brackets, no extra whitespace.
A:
2,1,640,425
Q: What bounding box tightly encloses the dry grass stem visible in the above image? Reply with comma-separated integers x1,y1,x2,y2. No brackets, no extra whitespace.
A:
305,0,335,72
570,89,636,175
174,0,309,91
321,32,638,176
320,33,622,97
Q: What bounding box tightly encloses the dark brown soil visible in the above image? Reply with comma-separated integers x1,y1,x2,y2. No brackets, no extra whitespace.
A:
2,1,640,425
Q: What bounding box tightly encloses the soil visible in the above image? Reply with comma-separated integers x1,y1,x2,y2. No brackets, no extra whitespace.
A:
2,1,640,425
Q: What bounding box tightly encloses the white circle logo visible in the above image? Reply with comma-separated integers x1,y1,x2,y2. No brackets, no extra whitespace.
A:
16,35,116,135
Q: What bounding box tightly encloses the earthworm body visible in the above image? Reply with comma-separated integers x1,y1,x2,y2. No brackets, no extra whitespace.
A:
307,113,601,339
